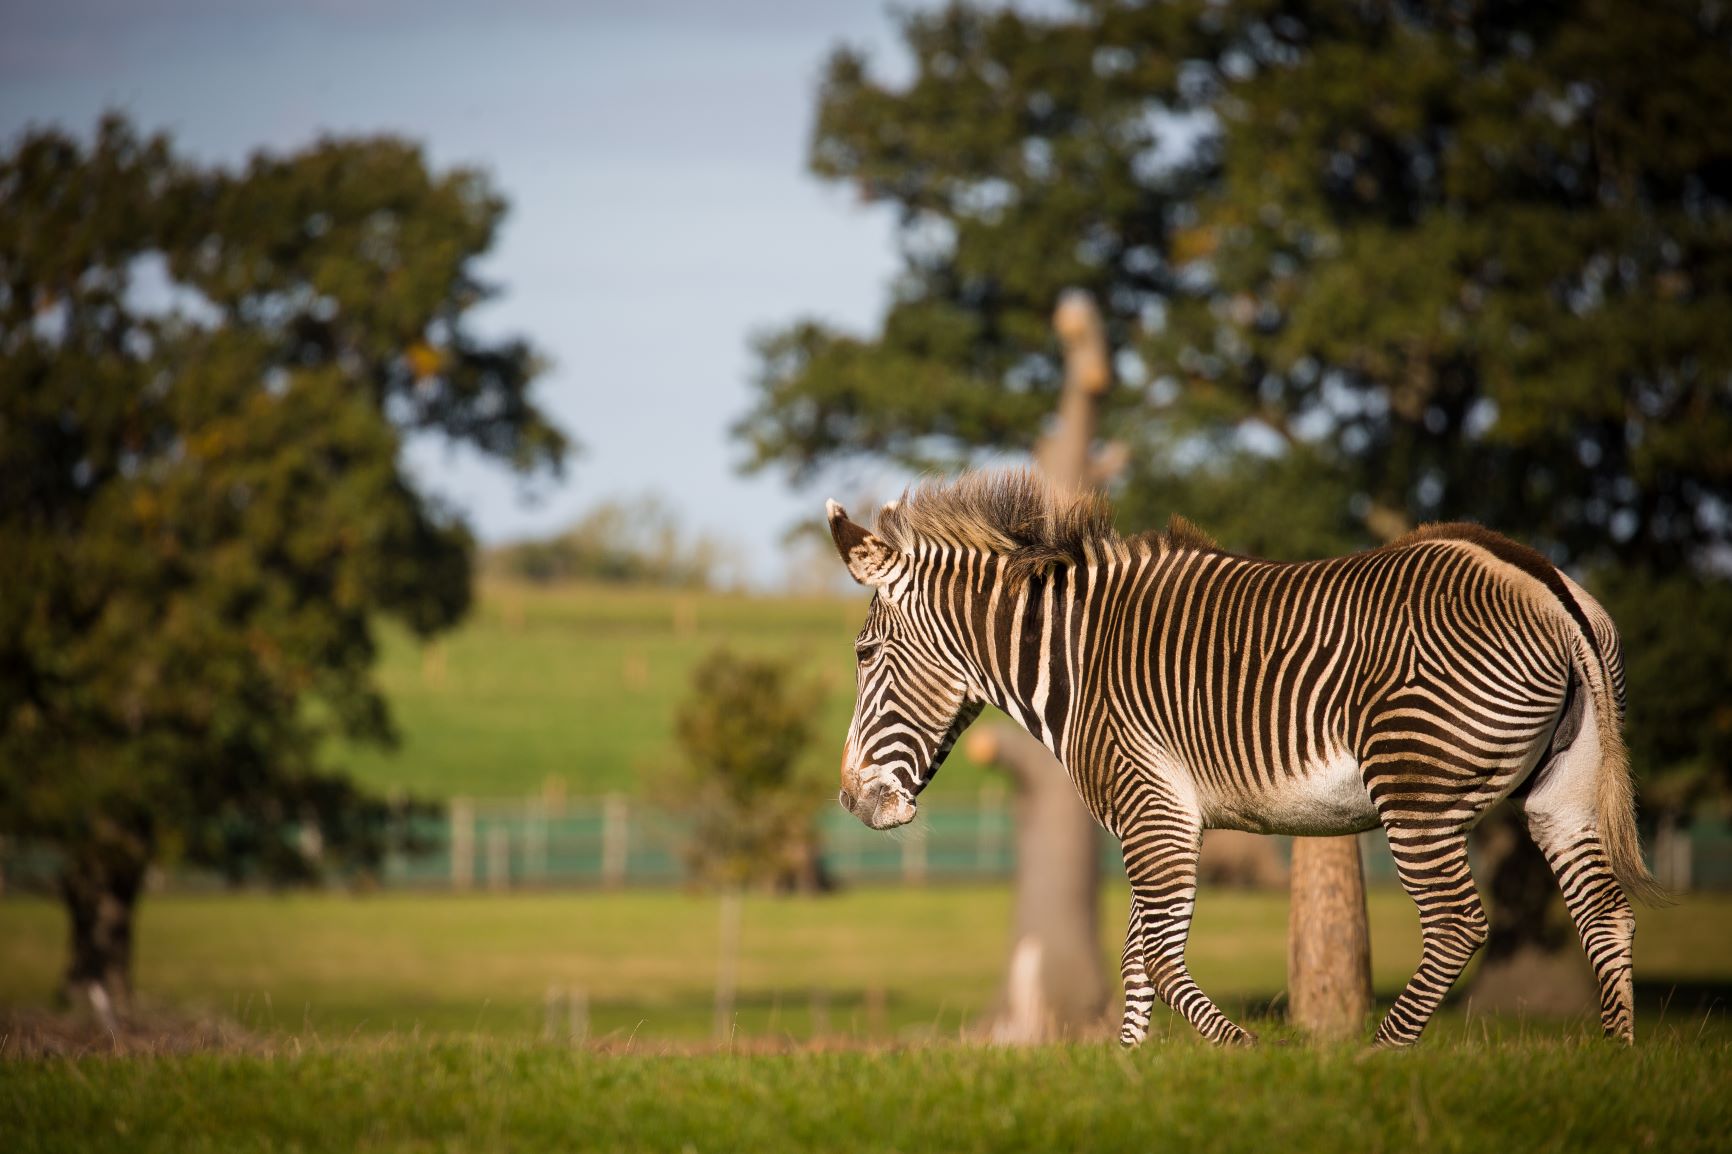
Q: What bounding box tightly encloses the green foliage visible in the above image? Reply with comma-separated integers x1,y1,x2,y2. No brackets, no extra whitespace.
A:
1115,440,1366,562
748,1,1732,799
659,649,829,890
0,116,566,924
734,3,1200,480
1597,570,1732,817
1169,0,1732,573
485,495,725,589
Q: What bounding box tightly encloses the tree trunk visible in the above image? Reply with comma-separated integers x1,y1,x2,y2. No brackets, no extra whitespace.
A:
1282,504,1410,1042
1288,835,1374,1040
1466,806,1595,1017
777,823,835,895
968,289,1121,1043
58,838,148,1027
969,723,1109,1041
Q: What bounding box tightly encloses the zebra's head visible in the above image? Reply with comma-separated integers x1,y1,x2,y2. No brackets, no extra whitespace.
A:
827,499,982,831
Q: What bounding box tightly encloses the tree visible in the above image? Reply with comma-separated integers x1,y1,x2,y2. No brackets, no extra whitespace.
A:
1147,0,1732,1009
485,494,727,588
660,649,831,893
746,0,1732,1028
736,3,1202,480
0,116,567,1014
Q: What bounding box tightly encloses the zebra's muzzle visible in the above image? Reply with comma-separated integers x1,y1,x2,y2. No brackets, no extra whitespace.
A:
839,782,916,830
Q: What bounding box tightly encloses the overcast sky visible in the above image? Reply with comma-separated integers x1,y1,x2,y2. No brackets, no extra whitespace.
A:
0,0,943,586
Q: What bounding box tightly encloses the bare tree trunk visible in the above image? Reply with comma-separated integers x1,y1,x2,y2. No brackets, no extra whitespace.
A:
1288,836,1373,1039
1466,807,1595,1017
58,835,149,1027
968,724,1109,1040
1283,508,1406,1041
973,290,1120,1043
777,823,834,895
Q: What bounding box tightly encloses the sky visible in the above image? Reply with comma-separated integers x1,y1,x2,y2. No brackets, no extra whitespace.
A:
0,0,939,587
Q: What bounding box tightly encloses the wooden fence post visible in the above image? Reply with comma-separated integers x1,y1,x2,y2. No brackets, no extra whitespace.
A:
568,985,589,1045
450,798,475,891
602,793,628,887
486,825,510,892
543,985,562,1042
902,822,927,886
526,798,548,885
714,888,743,1044
977,784,1006,875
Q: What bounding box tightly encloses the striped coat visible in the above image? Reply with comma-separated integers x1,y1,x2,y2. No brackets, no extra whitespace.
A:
828,470,1658,1047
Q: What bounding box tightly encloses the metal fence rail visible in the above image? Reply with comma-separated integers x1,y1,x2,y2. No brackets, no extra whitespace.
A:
5,794,1730,893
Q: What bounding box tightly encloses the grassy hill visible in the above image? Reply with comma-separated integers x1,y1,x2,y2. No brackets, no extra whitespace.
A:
333,579,999,803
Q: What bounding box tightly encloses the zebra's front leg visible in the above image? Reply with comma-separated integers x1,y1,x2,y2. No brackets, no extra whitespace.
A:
1119,898,1156,1047
1122,829,1255,1047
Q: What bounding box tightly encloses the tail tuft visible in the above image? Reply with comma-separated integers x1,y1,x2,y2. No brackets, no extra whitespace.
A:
1584,640,1673,908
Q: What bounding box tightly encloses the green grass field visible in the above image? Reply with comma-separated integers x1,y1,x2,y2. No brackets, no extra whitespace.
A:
3,887,1728,1044
8,1036,1731,1154
3,887,1731,1152
332,579,1007,802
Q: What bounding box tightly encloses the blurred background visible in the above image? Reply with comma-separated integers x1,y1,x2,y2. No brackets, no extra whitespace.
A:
2,0,1729,1050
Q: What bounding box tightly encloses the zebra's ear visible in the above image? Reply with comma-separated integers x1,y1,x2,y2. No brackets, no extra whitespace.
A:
826,499,898,587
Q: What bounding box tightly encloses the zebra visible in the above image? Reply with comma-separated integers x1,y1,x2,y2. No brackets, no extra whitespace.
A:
826,468,1663,1048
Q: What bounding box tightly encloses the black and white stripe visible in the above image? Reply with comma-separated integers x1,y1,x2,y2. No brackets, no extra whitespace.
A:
827,472,1658,1048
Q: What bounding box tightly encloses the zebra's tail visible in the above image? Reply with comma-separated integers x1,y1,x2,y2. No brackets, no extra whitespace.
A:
1571,630,1670,908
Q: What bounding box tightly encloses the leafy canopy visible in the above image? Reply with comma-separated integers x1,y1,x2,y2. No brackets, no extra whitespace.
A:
0,115,569,885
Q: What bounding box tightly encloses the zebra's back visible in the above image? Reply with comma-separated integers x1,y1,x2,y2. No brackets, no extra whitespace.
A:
1084,530,1579,836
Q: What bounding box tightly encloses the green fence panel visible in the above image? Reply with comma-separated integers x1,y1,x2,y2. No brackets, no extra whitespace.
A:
4,807,1729,895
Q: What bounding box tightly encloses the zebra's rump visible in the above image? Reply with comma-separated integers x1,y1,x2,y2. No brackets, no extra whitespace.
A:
1089,533,1580,834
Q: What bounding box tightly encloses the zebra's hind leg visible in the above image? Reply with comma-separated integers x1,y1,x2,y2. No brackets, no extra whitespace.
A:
1522,807,1637,1043
1122,829,1255,1047
1374,828,1489,1047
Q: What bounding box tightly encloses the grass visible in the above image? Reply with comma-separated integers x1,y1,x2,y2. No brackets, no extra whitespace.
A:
5,1035,1731,1153
3,886,1727,1045
4,888,1728,1151
332,578,1015,802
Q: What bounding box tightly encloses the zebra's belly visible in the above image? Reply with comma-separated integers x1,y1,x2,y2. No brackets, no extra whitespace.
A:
1199,751,1379,837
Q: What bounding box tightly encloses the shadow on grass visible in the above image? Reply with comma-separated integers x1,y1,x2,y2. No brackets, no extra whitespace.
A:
1212,978,1730,1042
1634,979,1732,1021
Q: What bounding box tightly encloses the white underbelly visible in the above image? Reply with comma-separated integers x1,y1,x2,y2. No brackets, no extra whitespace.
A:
1201,751,1378,837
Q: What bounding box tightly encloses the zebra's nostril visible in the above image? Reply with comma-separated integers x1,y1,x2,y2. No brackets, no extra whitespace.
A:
838,789,856,814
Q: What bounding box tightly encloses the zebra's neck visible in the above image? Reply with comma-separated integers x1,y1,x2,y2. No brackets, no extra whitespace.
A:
922,540,1152,762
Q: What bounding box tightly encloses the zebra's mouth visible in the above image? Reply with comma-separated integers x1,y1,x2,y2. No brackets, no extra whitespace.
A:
839,784,917,830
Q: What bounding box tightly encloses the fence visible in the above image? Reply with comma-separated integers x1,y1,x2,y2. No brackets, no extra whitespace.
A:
383,793,1732,892
383,792,1034,890
5,794,1730,894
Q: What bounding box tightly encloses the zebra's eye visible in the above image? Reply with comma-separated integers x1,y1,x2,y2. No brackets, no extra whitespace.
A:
855,642,881,665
